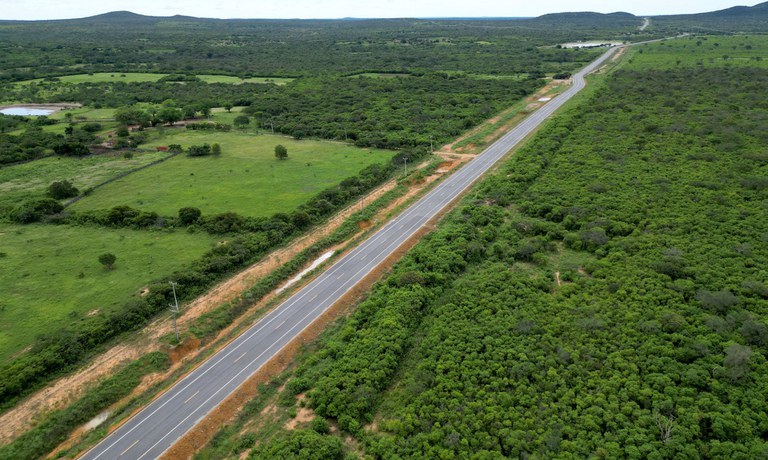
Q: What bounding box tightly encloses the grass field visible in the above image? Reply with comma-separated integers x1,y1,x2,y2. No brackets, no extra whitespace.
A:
0,223,216,361
71,132,392,217
627,35,768,69
0,151,170,209
51,107,117,121
17,73,294,86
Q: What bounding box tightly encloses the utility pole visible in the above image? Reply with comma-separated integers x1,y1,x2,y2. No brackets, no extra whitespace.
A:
270,121,274,135
169,281,180,343
403,157,408,176
430,136,434,154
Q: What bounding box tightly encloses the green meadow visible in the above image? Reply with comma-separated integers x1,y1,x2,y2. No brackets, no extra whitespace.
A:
0,223,216,361
71,132,392,217
0,151,170,209
627,35,768,69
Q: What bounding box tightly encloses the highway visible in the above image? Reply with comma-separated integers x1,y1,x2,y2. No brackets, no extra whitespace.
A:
79,46,619,460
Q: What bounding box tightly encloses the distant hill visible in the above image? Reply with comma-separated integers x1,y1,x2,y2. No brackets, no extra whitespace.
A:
524,11,640,31
77,11,205,23
652,1,768,32
683,1,768,17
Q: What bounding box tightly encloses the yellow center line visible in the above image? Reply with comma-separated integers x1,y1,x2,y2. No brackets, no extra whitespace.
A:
183,390,200,404
120,439,139,456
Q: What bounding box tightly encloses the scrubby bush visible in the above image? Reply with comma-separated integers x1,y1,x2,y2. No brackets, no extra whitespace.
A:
47,180,79,200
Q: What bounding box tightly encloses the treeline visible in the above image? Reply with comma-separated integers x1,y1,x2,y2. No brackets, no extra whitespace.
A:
259,58,768,457
0,150,417,410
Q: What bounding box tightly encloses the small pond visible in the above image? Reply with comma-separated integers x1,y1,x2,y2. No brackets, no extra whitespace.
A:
0,107,56,116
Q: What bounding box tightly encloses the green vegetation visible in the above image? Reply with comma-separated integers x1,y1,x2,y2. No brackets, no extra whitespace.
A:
0,141,411,412
243,73,543,149
234,37,768,459
627,35,768,69
0,15,630,83
0,151,169,211
71,133,390,217
652,2,768,33
0,223,216,361
0,352,169,460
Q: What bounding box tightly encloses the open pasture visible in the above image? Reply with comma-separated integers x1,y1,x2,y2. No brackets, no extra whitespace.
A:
0,223,215,361
71,132,392,217
0,151,170,209
627,35,768,69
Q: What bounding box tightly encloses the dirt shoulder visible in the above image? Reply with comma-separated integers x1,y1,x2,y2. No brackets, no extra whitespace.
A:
0,177,394,444
0,155,468,447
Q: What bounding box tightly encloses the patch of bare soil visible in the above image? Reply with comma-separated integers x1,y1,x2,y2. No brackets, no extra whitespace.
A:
167,337,201,365
554,271,562,287
284,407,315,430
357,220,372,231
612,46,628,62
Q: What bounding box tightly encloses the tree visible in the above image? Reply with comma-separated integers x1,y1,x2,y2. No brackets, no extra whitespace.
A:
157,107,183,126
53,140,90,157
224,102,233,112
114,105,149,126
211,143,221,156
234,115,250,128
275,144,288,160
178,207,202,225
723,344,752,382
47,180,79,199
98,253,117,270
187,144,212,157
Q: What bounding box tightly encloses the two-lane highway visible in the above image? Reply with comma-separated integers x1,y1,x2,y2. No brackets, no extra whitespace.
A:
80,46,619,460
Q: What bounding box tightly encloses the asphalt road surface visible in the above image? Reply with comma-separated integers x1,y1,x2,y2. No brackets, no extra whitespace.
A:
79,47,619,460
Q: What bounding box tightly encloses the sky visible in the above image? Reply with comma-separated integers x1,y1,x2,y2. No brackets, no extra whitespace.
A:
0,0,758,21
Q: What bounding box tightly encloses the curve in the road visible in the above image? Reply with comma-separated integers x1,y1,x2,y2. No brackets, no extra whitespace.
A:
79,46,619,460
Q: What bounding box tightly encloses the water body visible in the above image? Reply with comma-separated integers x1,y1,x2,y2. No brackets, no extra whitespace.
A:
0,107,55,116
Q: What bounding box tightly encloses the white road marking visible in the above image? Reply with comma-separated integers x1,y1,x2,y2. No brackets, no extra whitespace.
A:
120,440,139,456
184,390,200,404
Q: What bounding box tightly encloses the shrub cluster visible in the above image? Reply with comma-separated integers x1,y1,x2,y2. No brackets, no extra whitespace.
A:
185,122,231,131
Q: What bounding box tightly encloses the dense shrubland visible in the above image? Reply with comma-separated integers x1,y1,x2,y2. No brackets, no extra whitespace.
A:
243,74,543,149
0,16,617,82
250,44,768,458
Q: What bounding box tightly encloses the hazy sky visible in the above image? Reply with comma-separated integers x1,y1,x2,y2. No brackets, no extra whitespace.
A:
0,0,757,21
